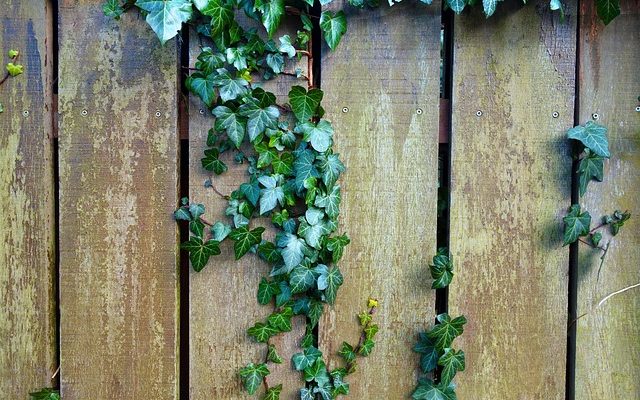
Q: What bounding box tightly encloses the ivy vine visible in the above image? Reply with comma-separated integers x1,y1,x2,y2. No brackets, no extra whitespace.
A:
0,49,24,114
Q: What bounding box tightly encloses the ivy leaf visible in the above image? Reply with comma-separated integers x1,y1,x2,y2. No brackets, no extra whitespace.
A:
29,388,60,400
438,348,465,386
300,388,314,400
414,332,439,373
289,265,315,293
338,342,356,363
303,359,330,386
567,121,610,158
181,237,221,272
264,384,282,400
258,241,282,264
289,86,323,122
212,106,245,148
278,34,296,58
308,298,324,328
229,226,266,259
293,149,320,193
577,149,604,197
135,0,193,44
259,175,285,215
316,153,345,188
297,120,334,153
258,0,284,38
174,207,192,221
268,306,294,332
430,248,454,289
6,62,23,77
240,180,261,206
610,210,631,235
275,281,291,306
267,344,283,364
212,221,232,241
483,0,497,16
331,369,350,396
596,0,620,24
258,278,277,304
446,0,466,13
320,266,343,304
187,72,216,107
189,218,205,237
292,346,323,370
239,363,270,395
563,204,591,246
103,0,124,19
358,338,375,356
326,234,349,263
200,0,234,36
211,68,250,102
314,185,341,219
427,313,467,351
247,322,278,342
266,53,285,74
202,148,228,174
195,47,226,74
277,232,307,269
239,98,280,142
319,11,347,51
272,152,294,176
412,379,456,400
226,47,247,70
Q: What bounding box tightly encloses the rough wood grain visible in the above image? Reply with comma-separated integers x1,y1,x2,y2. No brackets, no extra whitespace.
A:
448,1,576,398
58,2,179,398
188,21,307,399
0,1,56,396
575,0,640,397
318,1,441,397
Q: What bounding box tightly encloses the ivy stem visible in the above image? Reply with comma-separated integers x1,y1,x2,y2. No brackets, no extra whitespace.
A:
207,182,230,200
262,339,272,392
297,50,312,57
199,216,214,227
577,237,606,251
589,222,608,234
346,305,377,373
281,71,310,82
274,103,292,113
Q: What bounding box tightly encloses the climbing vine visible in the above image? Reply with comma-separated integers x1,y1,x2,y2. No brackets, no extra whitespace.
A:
0,49,24,114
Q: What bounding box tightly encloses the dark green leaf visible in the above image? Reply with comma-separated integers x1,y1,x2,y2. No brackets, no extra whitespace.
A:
247,322,278,342
326,234,350,263
289,86,323,122
358,338,375,356
430,248,454,289
239,362,270,394
292,345,322,370
187,72,216,107
297,120,334,153
596,0,620,24
303,359,330,386
319,11,347,50
258,277,277,305
258,0,284,37
267,345,283,364
239,98,280,142
135,0,193,44
412,379,456,400
213,106,246,148
314,185,341,219
338,342,356,363
181,237,221,272
567,121,610,158
317,153,345,188
426,313,467,351
577,149,604,197
211,68,250,102
289,265,315,293
174,207,192,221
103,0,124,19
200,0,234,36
264,384,282,400
267,306,294,332
202,148,228,174
320,266,343,304
438,348,465,386
563,204,591,246
229,226,266,259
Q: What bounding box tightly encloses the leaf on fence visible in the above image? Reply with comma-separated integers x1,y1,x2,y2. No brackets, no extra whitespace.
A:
135,0,193,44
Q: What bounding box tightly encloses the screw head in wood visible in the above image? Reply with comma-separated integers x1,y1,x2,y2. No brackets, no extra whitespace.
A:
81,109,88,116
22,110,29,117
155,110,161,117
635,106,640,112
342,107,349,113
416,108,423,115
592,113,599,120
476,110,482,117
199,109,205,115
552,111,559,118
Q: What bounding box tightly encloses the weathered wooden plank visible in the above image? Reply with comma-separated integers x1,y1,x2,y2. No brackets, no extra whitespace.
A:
448,1,576,398
575,1,640,397
58,2,179,398
318,1,441,397
0,0,56,396
188,22,306,399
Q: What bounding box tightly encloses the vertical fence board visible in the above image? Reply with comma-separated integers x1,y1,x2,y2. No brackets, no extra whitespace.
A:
448,1,576,398
576,0,640,397
0,1,56,396
188,20,306,399
58,2,179,398
318,1,441,397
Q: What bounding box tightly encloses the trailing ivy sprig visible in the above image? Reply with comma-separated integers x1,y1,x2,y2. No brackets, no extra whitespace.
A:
0,49,24,114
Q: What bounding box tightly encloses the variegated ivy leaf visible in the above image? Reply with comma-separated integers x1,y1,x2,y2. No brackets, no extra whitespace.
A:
567,121,610,158
258,0,284,38
103,0,124,19
427,313,467,352
181,236,221,272
135,0,193,45
430,247,454,289
320,266,343,304
264,384,282,400
229,226,265,259
211,68,250,102
259,175,285,215
563,204,591,246
276,232,307,269
316,153,345,188
267,344,283,364
292,346,323,371
319,10,347,50
314,185,341,219
200,0,234,36
438,348,465,387
289,265,315,293
239,98,280,142
239,362,270,395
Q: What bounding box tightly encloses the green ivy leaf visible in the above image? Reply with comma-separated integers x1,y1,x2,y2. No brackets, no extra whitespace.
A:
289,265,315,293
195,47,225,74
567,121,610,158
316,153,345,188
277,232,307,269
326,234,350,263
292,346,323,370
338,342,356,363
563,204,591,246
278,34,296,58
293,149,320,194
135,0,193,44
319,11,347,50
200,0,234,36
414,332,439,373
239,362,270,394
258,0,285,38
358,338,375,356
259,175,285,215
446,0,466,13
300,388,314,400
103,0,125,19
596,0,620,24
187,72,216,107
257,277,277,304
211,68,250,102
181,236,221,272
412,378,456,400
430,248,454,289
483,0,497,17
268,306,294,332
229,226,265,259
303,359,330,386
202,148,228,174
314,185,341,219
189,218,205,237
267,344,283,364
212,221,232,241
289,86,323,122
174,207,192,221
320,266,343,304
6,62,23,77
272,152,294,175
438,348,465,387
427,313,467,351
213,106,246,148
308,298,324,328
239,98,280,142
577,149,604,197
266,53,285,74
29,388,60,400
275,281,291,306
610,210,631,235
241,180,261,206
263,384,282,400
247,322,278,342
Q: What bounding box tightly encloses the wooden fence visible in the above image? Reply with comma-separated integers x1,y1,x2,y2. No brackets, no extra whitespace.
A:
0,0,638,398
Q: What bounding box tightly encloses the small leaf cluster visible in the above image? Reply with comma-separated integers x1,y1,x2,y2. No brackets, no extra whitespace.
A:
563,121,631,248
0,49,23,114
413,313,466,400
